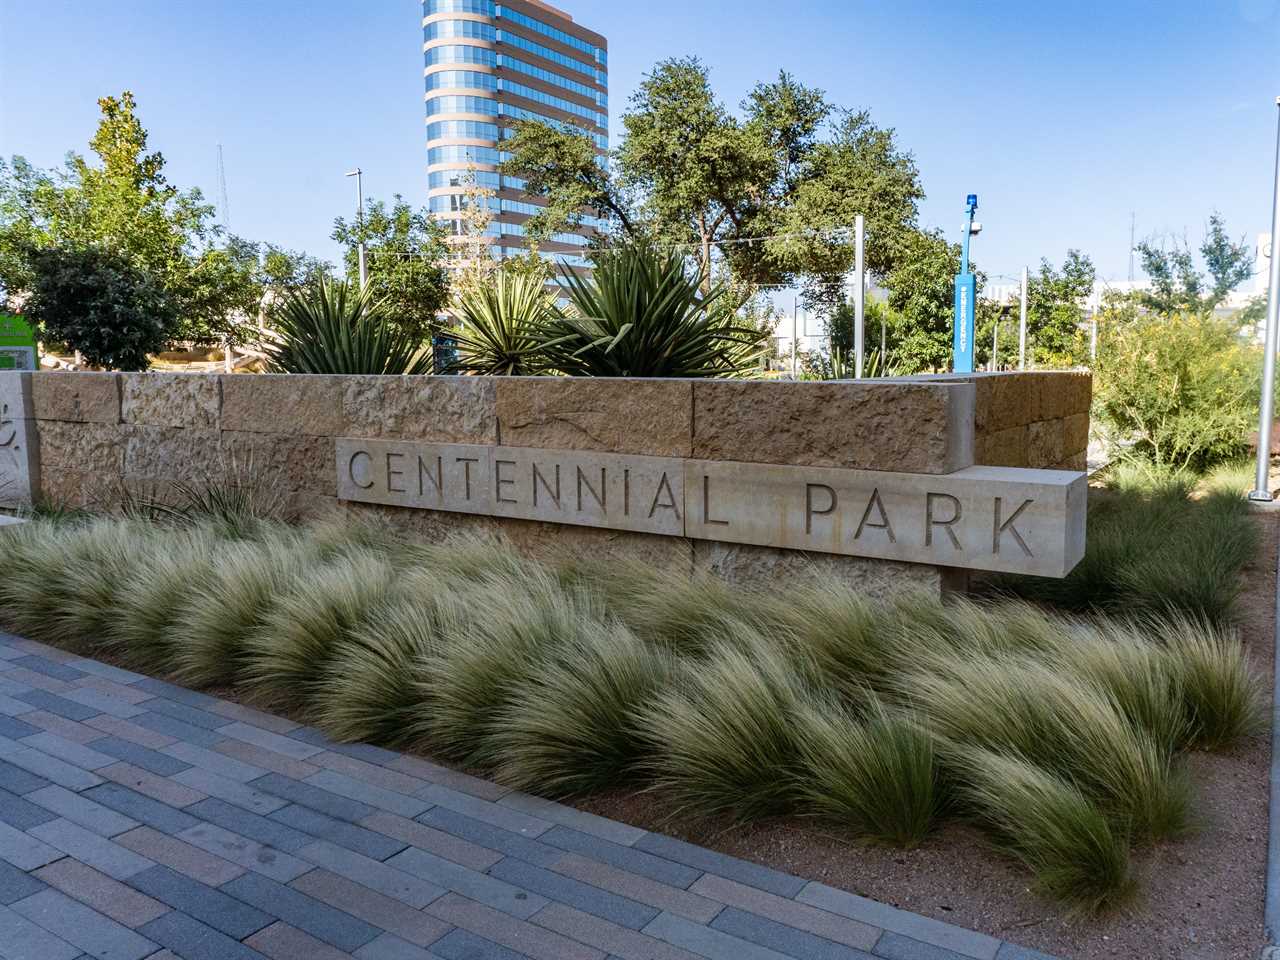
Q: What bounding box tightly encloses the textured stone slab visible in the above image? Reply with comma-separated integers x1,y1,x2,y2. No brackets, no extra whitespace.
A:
139,910,271,960
425,891,605,960
709,906,875,960
26,784,139,837
10,887,159,960
552,853,721,923
222,374,345,436
0,900,83,960
33,858,169,928
120,372,221,428
290,868,453,948
115,826,246,886
642,911,794,960
222,871,382,952
31,371,120,423
344,375,496,443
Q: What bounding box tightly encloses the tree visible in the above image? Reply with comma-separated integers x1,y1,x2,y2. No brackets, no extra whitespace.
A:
883,229,969,373
1137,213,1253,315
23,246,175,370
332,196,450,341
1026,250,1095,363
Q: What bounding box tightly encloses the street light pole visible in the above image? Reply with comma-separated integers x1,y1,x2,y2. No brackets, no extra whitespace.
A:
1250,97,1280,502
853,215,865,378
1018,266,1028,371
345,168,369,289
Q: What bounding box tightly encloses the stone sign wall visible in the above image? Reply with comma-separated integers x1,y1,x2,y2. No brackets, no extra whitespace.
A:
0,372,38,508
1,370,1092,597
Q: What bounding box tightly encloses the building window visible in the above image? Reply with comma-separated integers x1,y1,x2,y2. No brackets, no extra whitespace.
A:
425,0,494,13
427,120,500,142
426,94,499,116
425,44,497,66
426,70,498,92
424,19,496,42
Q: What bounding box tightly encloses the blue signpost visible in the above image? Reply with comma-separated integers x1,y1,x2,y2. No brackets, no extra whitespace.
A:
952,194,980,374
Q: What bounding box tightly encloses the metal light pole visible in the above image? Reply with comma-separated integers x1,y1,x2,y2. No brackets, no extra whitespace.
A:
1018,266,1028,371
345,168,369,289
1250,97,1280,502
853,215,865,378
990,315,998,372
952,194,981,373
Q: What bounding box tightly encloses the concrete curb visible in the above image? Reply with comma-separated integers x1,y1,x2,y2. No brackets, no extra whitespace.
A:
1264,528,1280,956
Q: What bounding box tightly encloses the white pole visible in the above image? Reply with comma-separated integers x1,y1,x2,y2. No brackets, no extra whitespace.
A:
1250,98,1280,502
1018,266,1028,371
990,316,998,372
791,298,798,379
346,168,369,289
854,215,865,379
1090,317,1098,362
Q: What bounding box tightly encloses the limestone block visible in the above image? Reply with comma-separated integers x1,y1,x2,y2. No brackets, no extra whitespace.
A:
121,373,221,428
693,540,942,600
975,424,1029,468
502,518,694,571
220,374,345,436
0,373,38,507
1063,411,1091,455
221,431,335,496
31,372,120,423
1026,419,1067,469
1054,451,1088,472
692,380,973,474
122,425,224,482
35,420,125,477
343,375,495,443
37,469,91,509
495,377,692,457
1038,372,1092,421
345,502,501,543
973,374,1037,434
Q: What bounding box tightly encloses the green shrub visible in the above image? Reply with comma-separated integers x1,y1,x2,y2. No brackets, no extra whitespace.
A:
1094,313,1261,472
1154,615,1266,749
449,269,562,375
266,277,432,375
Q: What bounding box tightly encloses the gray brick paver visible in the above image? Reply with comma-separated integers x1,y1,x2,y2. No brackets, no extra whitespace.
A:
215,739,322,780
14,688,97,718
114,825,247,886
0,713,41,739
487,856,657,929
186,796,313,852
19,709,109,744
643,911,796,960
291,867,453,947
83,714,176,750
0,900,83,960
97,761,206,807
139,696,235,732
0,692,38,716
10,887,159,960
497,792,645,847
417,783,553,838
354,931,448,960
872,932,976,960
224,871,383,951
173,766,290,815
131,710,226,748
245,920,353,960
90,737,191,776
33,857,169,927
361,810,503,871
72,677,154,706
689,874,880,950
29,817,156,879
530,901,704,960
0,784,60,829
206,699,302,735
27,781,158,837
81,782,201,835
10,655,86,682
59,688,145,719
311,750,431,795
269,802,406,859
387,754,511,801
221,722,324,760
19,731,116,770
552,853,722,923
541,825,702,888
251,771,378,822
176,821,314,883
711,906,877,960
131,677,225,710
65,660,147,686
429,928,529,960
139,909,271,960
0,856,48,904
634,833,807,899
426,891,604,960
0,738,104,790
0,757,51,794
297,839,446,908
162,739,270,781
0,816,69,869
387,846,549,919
304,768,432,819
415,806,564,867
4,667,76,695
126,863,274,939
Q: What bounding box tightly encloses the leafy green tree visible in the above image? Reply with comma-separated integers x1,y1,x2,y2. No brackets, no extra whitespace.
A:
1026,250,1095,364
1137,213,1253,315
332,196,450,341
24,246,175,370
883,229,968,373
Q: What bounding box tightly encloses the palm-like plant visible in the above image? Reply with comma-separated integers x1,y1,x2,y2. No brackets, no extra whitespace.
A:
265,277,432,375
545,241,768,378
449,270,562,375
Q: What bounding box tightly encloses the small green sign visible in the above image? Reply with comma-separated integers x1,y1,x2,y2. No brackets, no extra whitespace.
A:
0,314,38,371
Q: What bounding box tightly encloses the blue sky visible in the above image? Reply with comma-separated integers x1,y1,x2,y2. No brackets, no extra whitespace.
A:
1,0,1278,286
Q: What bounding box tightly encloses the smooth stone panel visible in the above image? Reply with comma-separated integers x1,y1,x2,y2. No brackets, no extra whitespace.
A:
0,373,38,508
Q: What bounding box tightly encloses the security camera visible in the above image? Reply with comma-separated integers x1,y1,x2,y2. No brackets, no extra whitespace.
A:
970,222,983,235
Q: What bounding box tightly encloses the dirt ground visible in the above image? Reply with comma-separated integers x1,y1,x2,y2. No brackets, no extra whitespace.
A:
582,513,1278,960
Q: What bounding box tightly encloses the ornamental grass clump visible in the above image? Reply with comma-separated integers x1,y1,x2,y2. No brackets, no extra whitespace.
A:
1155,614,1266,749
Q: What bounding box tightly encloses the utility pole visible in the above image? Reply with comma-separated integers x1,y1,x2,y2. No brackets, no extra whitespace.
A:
853,215,865,378
345,168,369,289
952,194,981,373
990,315,998,372
1018,266,1028,371
791,298,798,379
1250,97,1280,502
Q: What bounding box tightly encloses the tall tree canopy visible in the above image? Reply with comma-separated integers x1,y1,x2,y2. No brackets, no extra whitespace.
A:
1137,213,1254,315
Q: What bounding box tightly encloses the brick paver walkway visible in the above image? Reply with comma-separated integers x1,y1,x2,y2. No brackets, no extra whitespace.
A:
0,631,1057,960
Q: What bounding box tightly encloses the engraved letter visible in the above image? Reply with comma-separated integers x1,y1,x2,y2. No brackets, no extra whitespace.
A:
532,463,561,509
702,475,729,526
386,452,407,494
805,483,837,535
993,498,1035,557
347,451,373,490
925,493,963,550
647,472,681,520
418,455,443,496
455,457,479,500
576,465,606,513
495,459,518,504
855,487,896,543
623,468,631,516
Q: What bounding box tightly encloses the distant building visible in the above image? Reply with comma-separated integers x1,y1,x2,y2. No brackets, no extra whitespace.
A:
421,0,607,279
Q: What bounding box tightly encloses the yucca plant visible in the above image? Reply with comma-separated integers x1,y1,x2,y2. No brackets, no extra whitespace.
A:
449,269,563,375
265,277,432,375
545,240,768,378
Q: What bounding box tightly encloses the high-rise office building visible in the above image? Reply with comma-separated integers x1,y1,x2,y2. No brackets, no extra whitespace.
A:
422,0,608,276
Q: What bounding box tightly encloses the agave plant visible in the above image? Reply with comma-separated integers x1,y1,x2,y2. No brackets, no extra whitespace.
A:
449,270,562,376
545,241,768,378
265,277,432,375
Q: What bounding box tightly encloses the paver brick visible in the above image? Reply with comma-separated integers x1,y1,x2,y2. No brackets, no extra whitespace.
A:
291,868,453,947
388,753,511,802
223,871,382,951
635,833,807,899
426,891,604,960
270,803,405,859
98,761,206,807
10,655,86,682
0,757,51,794
498,792,645,847
689,874,879,950
0,816,69,869
127,863,273,939
140,696,234,731
311,750,430,796
246,920,353,960
0,901,83,960
59,688,144,719
388,846,549,919
542,825,702,888
0,692,37,716
20,731,115,770
0,856,48,904
416,806,563,867
0,739,104,790
174,766,289,815
90,737,190,776
531,902,704,960
0,713,41,739
81,783,201,835
553,853,722,923
872,932,974,960
993,945,1059,960
139,909,271,960
33,857,169,927
0,784,59,829
252,771,377,822
221,722,324,761
83,714,176,750
487,856,655,929
643,911,795,960
186,796,313,851
289,727,402,765
29,817,156,879
362,810,502,871
132,677,224,710
14,689,97,720
216,739,321,780
163,740,269,781
11,887,159,960
177,821,313,883
3,667,76,694
417,783,552,838
430,928,527,960
65,660,147,686
354,931,447,960
297,839,445,909
795,885,1001,960
73,676,156,705
711,906,876,960
114,826,246,886
305,768,431,819
20,709,109,744
207,699,301,735
130,710,225,748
